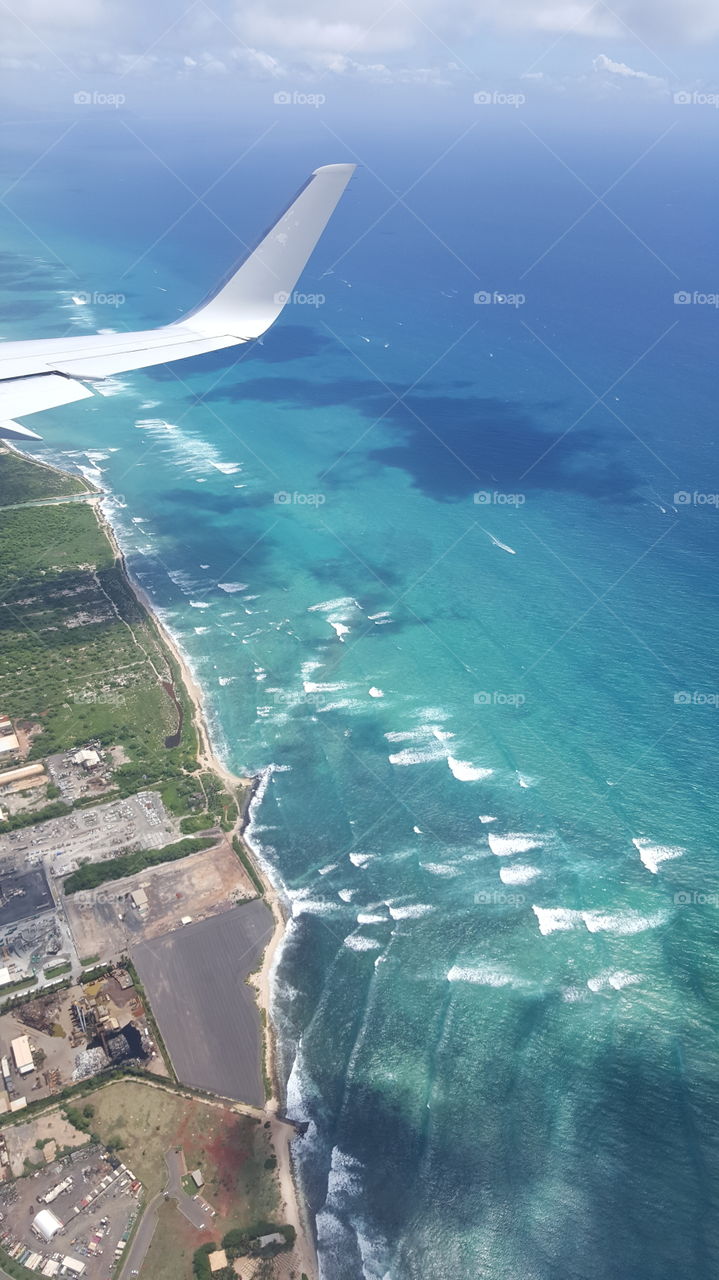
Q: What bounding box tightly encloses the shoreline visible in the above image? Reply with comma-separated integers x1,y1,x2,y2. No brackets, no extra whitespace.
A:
93,498,318,1279
3,447,316,1280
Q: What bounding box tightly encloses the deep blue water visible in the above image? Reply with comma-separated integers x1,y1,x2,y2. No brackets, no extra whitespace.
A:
3,102,719,1278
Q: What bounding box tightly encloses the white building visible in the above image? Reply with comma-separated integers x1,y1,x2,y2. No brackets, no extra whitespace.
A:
33,1208,63,1242
11,1034,33,1074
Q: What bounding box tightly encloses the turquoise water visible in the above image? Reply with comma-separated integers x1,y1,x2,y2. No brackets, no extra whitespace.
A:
3,109,719,1278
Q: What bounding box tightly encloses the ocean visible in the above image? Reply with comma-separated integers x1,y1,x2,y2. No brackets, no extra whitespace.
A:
3,97,719,1278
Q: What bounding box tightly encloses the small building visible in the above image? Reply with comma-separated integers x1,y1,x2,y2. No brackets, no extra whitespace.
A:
11,1034,34,1074
181,916,193,925
0,716,19,758
41,1261,60,1277
71,749,101,770
62,1257,86,1276
208,1250,228,1273
0,966,11,986
33,1209,63,1243
190,1168,204,1188
131,888,148,911
9,1096,27,1111
255,1233,285,1250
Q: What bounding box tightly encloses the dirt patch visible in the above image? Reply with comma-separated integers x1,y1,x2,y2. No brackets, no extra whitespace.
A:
3,1108,90,1176
64,840,257,963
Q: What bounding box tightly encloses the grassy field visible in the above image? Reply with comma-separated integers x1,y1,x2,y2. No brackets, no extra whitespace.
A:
85,1078,281,1280
139,1203,200,1280
0,450,244,835
0,445,89,505
89,1081,278,1212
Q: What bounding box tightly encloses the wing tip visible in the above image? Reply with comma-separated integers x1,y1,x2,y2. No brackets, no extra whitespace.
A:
312,163,357,179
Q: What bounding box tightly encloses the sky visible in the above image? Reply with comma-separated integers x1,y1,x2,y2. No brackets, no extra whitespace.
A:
0,0,717,110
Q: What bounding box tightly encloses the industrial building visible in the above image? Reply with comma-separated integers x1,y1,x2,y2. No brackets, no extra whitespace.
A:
11,1033,34,1074
0,762,45,792
32,1209,63,1243
0,716,19,760
71,749,101,771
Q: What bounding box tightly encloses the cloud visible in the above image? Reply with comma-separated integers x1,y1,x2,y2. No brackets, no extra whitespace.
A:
592,52,666,84
0,0,718,85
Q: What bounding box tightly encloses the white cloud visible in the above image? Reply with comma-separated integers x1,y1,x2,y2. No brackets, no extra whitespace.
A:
0,0,718,85
592,52,666,84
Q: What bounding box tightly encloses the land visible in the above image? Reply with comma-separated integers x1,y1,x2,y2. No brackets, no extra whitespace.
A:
0,447,312,1280
133,903,274,1107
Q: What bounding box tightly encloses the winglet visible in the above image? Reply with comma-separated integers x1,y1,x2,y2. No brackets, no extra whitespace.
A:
177,162,356,340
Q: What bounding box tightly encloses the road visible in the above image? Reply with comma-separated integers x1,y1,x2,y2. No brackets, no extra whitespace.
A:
116,1148,214,1280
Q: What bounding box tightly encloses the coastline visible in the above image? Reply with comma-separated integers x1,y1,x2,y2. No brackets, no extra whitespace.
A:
93,498,318,1279
3,442,317,1278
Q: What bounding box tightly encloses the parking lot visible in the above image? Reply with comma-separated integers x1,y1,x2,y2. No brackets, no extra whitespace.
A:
0,1140,141,1280
0,791,178,879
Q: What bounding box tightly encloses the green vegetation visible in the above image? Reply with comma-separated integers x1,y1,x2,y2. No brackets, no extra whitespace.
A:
192,1242,218,1280
0,452,241,848
0,975,37,997
232,834,265,897
191,1221,295,1277
63,835,216,894
79,953,101,966
0,498,198,787
44,961,71,979
0,446,89,506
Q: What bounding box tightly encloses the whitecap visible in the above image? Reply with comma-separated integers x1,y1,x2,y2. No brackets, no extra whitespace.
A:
447,964,525,987
499,864,540,885
632,837,685,874
369,687,384,698
447,756,493,782
532,906,584,935
304,681,347,693
189,601,211,609
349,852,375,868
582,909,667,935
479,815,497,824
587,969,642,993
388,903,435,920
217,582,247,593
488,832,544,856
308,596,360,613
344,935,382,951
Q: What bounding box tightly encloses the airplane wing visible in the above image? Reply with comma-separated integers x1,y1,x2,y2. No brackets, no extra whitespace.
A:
0,162,355,440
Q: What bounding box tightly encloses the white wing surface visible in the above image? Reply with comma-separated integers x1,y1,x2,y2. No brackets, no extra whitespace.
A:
0,163,355,439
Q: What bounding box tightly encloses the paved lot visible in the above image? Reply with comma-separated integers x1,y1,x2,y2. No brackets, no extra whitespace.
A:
0,866,53,926
0,791,177,879
0,1144,140,1280
133,902,273,1107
